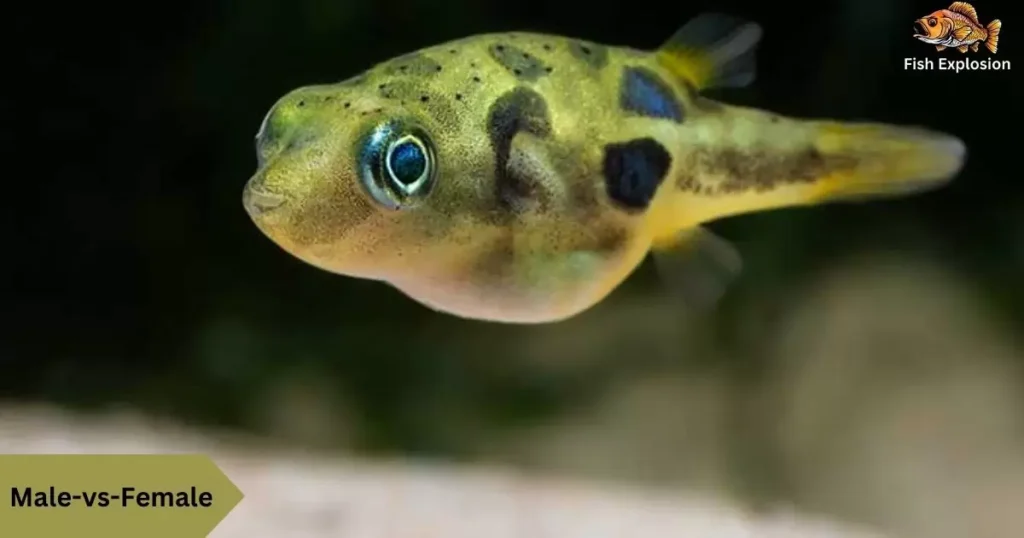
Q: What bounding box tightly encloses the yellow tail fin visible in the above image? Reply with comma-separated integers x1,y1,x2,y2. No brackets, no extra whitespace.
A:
986,20,1001,53
648,107,966,232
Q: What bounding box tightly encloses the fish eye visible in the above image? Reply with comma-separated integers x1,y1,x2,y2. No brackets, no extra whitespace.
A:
358,121,437,209
928,18,937,26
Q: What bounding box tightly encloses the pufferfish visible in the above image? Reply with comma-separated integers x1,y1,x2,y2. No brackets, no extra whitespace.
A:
243,13,966,324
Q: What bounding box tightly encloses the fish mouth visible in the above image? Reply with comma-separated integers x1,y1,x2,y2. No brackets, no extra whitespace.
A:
913,20,928,37
243,184,288,217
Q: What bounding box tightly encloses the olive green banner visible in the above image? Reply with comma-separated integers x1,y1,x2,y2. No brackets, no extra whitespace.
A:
0,454,243,537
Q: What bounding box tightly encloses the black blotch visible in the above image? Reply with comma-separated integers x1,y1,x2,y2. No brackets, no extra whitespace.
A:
569,40,608,69
420,95,429,102
472,76,481,82
344,102,351,108
486,87,553,212
619,66,684,123
297,100,306,107
383,52,442,76
676,147,857,195
542,44,552,51
602,138,672,211
455,93,463,101
488,43,550,82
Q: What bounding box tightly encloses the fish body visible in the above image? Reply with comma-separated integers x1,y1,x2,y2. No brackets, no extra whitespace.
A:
914,2,1001,53
243,13,966,324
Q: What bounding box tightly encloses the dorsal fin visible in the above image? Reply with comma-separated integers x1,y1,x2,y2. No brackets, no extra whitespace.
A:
655,13,763,90
948,2,980,23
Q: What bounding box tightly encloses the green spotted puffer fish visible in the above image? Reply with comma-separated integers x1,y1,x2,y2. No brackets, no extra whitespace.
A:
243,13,966,324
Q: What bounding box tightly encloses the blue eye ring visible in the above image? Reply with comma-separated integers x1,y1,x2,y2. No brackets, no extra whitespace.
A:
358,121,437,210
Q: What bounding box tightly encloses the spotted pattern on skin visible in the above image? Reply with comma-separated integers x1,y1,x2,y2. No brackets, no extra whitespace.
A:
675,147,859,195
568,40,608,69
382,52,444,76
619,66,684,123
485,87,554,214
602,138,673,211
487,43,552,82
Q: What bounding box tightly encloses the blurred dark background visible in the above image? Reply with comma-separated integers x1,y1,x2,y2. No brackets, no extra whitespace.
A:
5,0,1022,534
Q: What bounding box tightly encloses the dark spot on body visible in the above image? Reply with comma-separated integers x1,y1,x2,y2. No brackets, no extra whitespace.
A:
297,100,305,107
473,76,481,82
594,225,630,255
455,93,463,101
602,138,673,211
344,102,351,108
620,66,684,123
488,43,550,82
542,44,552,51
449,48,457,54
486,87,553,214
377,80,420,102
677,147,858,194
569,41,608,69
420,95,429,102
383,52,442,77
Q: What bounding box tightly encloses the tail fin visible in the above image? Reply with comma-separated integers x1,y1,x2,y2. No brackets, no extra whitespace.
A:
656,13,763,90
803,121,966,204
649,107,967,230
985,20,1001,53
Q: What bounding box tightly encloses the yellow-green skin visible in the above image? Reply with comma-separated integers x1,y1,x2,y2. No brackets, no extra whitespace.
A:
243,30,965,323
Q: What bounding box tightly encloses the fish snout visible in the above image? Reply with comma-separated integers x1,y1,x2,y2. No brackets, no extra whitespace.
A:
243,175,288,217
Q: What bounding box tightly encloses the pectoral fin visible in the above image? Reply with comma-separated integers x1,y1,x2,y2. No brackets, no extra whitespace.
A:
651,226,742,310
953,26,972,41
498,132,565,212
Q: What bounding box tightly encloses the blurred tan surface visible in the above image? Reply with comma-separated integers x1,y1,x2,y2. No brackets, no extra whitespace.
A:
0,407,880,538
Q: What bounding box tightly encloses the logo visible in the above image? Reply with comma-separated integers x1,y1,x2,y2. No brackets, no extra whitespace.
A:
905,2,1009,71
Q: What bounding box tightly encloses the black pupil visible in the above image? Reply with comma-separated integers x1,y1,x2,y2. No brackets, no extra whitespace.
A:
929,18,936,26
388,140,426,186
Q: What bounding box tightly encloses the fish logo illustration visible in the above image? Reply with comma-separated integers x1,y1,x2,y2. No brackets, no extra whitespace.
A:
914,2,1001,53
